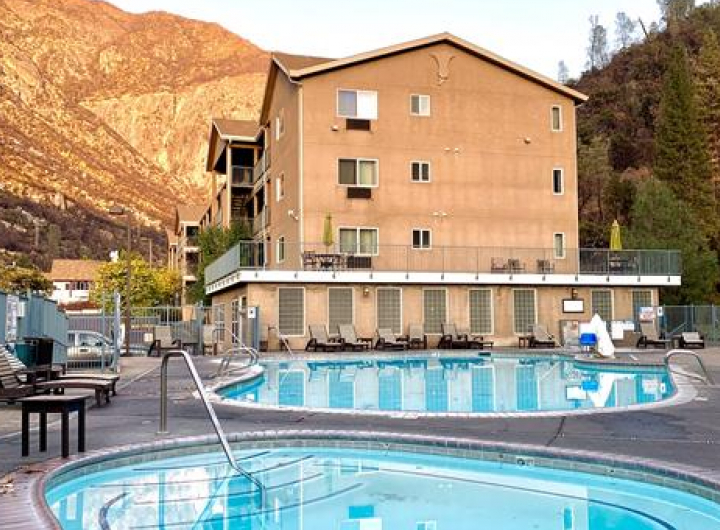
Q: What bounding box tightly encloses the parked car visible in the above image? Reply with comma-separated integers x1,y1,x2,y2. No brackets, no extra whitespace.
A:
66,331,115,365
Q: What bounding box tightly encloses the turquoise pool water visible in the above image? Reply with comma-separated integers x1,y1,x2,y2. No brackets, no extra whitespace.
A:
46,446,720,529
219,354,674,414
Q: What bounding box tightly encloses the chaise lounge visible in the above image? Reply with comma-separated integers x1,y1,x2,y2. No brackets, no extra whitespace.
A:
528,324,557,348
637,322,672,349
439,323,494,349
305,325,343,352
407,324,428,349
375,329,408,350
679,331,705,349
337,324,372,351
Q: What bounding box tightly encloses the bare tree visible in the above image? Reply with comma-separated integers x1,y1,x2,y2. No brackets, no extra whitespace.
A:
587,15,610,71
557,60,570,84
657,0,695,30
615,12,637,49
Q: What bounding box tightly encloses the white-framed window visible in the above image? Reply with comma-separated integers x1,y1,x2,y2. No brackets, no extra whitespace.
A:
513,288,537,334
213,303,226,342
411,161,431,182
591,289,614,322
470,288,494,335
377,287,402,335
230,299,240,344
276,236,285,263
278,287,305,336
552,168,564,195
338,158,378,187
553,233,566,259
412,228,432,250
275,108,285,141
328,287,354,333
423,288,447,334
337,89,378,120
631,290,653,321
410,94,431,116
417,522,438,530
338,227,379,255
275,173,285,201
551,105,563,132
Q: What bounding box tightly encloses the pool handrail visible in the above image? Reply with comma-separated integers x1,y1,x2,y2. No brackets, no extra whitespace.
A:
216,343,259,377
158,350,266,498
664,349,714,385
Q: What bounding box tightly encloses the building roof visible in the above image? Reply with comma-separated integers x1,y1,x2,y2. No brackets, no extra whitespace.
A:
48,259,103,281
166,228,178,246
212,118,260,141
176,204,205,224
261,32,587,121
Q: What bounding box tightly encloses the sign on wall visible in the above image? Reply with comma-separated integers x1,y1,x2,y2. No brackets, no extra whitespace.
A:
5,295,19,342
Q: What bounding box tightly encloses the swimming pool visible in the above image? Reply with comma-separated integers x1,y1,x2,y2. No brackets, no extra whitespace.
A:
45,436,720,529
218,353,675,415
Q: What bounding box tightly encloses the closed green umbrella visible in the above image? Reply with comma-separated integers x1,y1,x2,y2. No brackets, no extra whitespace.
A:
610,219,623,251
323,213,334,249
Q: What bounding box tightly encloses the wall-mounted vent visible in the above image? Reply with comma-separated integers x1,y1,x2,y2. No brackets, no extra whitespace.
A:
346,119,371,131
347,187,372,199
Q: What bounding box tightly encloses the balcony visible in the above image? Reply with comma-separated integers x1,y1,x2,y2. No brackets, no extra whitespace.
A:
252,208,270,235
252,149,271,183
205,241,682,287
231,166,253,188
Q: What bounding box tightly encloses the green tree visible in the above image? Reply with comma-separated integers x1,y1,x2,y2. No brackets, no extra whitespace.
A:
603,173,637,224
695,29,720,199
91,252,181,310
0,265,53,295
587,15,610,71
578,136,613,244
654,45,716,239
657,0,695,30
627,179,718,304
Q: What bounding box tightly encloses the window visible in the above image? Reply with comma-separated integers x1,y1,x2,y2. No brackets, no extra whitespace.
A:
230,299,240,344
513,289,536,334
276,236,285,263
553,233,566,259
423,288,447,334
591,290,613,322
276,174,284,201
213,303,226,342
552,168,564,195
278,287,304,336
377,287,402,334
410,94,431,116
412,228,432,249
411,161,431,182
275,108,285,141
339,227,378,255
338,158,378,187
470,289,493,335
337,89,378,120
632,290,653,321
551,105,563,131
328,287,354,333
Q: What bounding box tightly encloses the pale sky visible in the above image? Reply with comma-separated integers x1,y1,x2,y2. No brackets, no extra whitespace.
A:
104,0,707,79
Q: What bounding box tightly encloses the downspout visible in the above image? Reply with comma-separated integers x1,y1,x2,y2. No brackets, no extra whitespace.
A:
298,84,304,252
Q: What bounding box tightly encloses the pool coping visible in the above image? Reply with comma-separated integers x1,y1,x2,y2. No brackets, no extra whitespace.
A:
7,429,720,529
207,351,697,419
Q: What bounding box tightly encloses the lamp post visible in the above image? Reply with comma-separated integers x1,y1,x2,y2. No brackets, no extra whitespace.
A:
109,206,132,357
141,236,154,265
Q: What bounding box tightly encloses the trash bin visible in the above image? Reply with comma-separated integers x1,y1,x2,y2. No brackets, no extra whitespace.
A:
24,337,55,366
13,343,36,366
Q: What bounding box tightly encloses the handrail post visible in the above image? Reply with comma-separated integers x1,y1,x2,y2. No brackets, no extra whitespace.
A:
665,349,714,385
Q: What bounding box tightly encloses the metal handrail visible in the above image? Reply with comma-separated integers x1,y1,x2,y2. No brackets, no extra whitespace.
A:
216,344,259,377
268,325,294,354
158,350,265,498
664,349,715,385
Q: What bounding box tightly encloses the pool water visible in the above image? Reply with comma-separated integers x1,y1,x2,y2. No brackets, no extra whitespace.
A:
219,354,674,414
46,446,720,529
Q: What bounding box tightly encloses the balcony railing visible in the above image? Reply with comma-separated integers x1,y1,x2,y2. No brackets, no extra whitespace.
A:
231,166,253,187
205,242,682,286
252,208,270,235
252,149,271,183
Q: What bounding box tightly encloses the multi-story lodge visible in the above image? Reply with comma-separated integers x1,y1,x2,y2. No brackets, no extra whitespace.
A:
198,33,680,349
167,205,204,305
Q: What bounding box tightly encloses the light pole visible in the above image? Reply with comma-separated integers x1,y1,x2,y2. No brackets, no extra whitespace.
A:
141,236,154,265
109,206,132,357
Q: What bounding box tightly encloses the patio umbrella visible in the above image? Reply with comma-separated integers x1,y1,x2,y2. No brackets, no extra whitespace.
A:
610,219,623,251
322,213,334,249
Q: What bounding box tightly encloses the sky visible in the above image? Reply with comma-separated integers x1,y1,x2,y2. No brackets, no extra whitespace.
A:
104,0,708,79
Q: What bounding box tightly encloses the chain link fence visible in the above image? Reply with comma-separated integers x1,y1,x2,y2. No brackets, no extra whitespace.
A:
662,306,720,345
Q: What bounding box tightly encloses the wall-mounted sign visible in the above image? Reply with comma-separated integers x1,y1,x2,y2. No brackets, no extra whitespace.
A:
5,295,19,342
562,298,584,314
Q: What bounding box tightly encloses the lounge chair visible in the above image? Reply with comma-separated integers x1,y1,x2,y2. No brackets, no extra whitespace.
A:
375,329,408,350
440,323,494,349
679,331,705,349
0,354,112,406
305,325,343,352
149,325,181,356
637,322,671,349
0,345,62,383
529,324,557,348
337,324,371,351
407,324,427,349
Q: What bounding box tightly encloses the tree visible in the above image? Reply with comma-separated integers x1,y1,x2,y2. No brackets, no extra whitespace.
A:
557,61,570,84
0,265,53,295
657,0,695,30
587,15,610,71
695,30,720,199
615,12,637,49
603,173,637,224
91,252,181,311
654,45,717,239
627,179,718,304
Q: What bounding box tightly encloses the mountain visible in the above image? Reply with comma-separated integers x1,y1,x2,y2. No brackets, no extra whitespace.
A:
0,0,268,267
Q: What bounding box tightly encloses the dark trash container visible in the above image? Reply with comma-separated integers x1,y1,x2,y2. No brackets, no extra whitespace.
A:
24,337,55,366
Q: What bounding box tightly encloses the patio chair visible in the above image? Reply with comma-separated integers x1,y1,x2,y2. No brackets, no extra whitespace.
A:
337,324,371,351
529,324,557,348
440,323,494,350
305,325,343,352
149,325,181,356
0,345,61,384
203,325,218,355
637,322,671,349
407,324,427,349
375,329,408,350
679,331,705,349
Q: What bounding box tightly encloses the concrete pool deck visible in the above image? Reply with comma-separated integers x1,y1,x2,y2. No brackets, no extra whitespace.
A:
1,348,719,503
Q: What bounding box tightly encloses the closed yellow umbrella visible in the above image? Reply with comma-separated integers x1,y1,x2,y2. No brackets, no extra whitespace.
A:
322,213,334,249
610,220,623,251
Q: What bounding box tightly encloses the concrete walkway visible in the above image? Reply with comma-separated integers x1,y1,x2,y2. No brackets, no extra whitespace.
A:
1,349,719,478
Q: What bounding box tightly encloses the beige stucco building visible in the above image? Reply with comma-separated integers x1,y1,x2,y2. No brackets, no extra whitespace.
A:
167,205,205,306
199,33,680,350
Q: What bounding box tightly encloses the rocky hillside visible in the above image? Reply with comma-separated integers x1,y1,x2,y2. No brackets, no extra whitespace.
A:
0,0,267,266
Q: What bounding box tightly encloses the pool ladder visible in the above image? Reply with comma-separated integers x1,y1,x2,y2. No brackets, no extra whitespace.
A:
158,350,266,501
215,343,259,378
664,349,715,385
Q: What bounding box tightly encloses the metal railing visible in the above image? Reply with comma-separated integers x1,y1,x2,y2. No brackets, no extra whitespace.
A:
215,344,259,378
664,349,714,385
252,149,271,183
231,166,253,187
158,350,265,498
252,208,270,235
205,241,682,285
